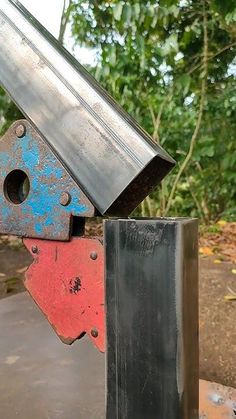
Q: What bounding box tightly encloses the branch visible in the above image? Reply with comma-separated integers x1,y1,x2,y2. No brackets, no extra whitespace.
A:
188,41,236,75
164,0,208,215
141,200,146,217
160,179,166,216
148,89,173,143
209,41,236,60
149,101,164,143
58,0,72,45
146,196,153,217
186,174,208,223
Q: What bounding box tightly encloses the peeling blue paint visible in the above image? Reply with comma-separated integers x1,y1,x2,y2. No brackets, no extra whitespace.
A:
0,128,92,239
34,222,43,234
1,206,11,218
21,136,40,169
0,151,10,166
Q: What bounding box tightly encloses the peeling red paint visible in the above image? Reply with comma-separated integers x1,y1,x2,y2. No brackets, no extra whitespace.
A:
23,237,105,352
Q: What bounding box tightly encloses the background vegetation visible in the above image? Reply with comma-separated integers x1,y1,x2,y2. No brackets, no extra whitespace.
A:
0,0,235,222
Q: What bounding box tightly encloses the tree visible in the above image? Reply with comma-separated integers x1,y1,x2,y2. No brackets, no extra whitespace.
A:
67,0,236,221
0,87,22,134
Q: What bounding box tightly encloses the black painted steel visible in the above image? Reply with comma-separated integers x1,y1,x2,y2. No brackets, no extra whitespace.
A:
105,218,199,419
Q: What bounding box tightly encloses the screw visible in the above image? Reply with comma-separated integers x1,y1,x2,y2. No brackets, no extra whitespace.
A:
210,393,224,406
15,124,26,138
91,328,98,338
60,192,71,206
90,251,98,260
31,246,38,254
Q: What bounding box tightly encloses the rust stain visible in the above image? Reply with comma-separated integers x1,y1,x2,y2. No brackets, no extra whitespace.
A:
199,379,236,418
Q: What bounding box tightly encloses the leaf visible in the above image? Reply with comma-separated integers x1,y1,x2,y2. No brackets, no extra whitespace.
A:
226,9,236,25
133,3,141,20
224,295,236,301
232,269,236,274
151,14,158,28
214,259,221,264
108,45,116,67
217,220,227,227
147,5,155,18
16,266,28,274
212,0,236,17
176,74,191,96
103,65,110,77
168,5,180,18
94,66,102,81
113,3,123,21
224,286,236,301
161,33,179,56
205,145,215,157
123,4,132,25
199,247,214,256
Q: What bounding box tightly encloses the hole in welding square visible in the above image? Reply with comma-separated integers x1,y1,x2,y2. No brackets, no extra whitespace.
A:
4,169,30,204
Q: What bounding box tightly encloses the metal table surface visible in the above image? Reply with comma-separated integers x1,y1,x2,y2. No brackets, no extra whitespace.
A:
0,292,105,419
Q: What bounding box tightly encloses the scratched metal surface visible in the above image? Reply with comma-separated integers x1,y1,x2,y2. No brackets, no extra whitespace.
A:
0,120,94,240
0,0,175,216
105,218,199,419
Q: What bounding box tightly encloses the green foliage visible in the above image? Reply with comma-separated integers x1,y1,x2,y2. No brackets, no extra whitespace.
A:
0,87,22,135
0,0,235,222
67,0,236,222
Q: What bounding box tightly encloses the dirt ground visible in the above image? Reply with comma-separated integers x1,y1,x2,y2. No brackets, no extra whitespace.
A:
199,256,236,387
0,223,235,389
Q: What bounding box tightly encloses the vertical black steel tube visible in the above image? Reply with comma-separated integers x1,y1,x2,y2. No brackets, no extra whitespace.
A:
105,218,199,419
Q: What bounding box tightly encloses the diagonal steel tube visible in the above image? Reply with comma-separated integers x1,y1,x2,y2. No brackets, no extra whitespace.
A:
0,0,175,215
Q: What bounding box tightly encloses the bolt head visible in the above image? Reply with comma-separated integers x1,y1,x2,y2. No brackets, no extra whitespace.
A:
91,328,98,338
31,246,38,254
15,124,26,138
90,251,98,260
211,393,224,406
60,192,71,206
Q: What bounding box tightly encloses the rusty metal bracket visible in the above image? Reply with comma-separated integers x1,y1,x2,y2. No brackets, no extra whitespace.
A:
199,379,236,418
23,237,105,353
0,120,94,241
